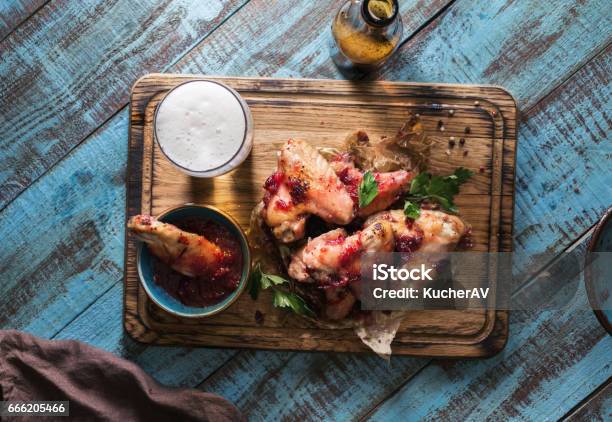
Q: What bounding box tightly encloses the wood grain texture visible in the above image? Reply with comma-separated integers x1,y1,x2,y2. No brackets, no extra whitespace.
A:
0,0,46,40
171,0,451,79
0,0,247,209
160,0,611,283
511,45,612,287
377,0,612,279
202,349,429,421
0,0,448,212
365,229,611,420
54,283,239,387
0,0,609,418
0,0,453,341
0,113,127,336
366,297,611,421
182,5,611,419
125,74,516,356
200,216,610,421
161,49,611,422
379,0,612,109
359,40,612,422
199,348,429,420
563,378,612,421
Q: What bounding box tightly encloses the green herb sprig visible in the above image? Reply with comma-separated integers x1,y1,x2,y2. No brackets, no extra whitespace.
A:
403,200,421,219
404,167,473,219
249,264,315,318
358,170,379,208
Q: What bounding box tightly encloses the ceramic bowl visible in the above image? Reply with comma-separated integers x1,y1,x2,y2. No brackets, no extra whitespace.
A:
585,207,612,334
136,204,251,318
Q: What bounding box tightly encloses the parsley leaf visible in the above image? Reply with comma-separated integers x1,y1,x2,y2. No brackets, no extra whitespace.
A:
272,289,316,318
403,200,421,219
409,172,430,196
248,263,262,300
249,263,289,299
450,167,473,184
405,167,473,215
260,272,289,290
248,265,315,318
358,171,379,208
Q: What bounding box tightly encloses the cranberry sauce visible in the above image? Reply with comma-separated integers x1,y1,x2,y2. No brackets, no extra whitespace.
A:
152,217,243,307
263,171,284,206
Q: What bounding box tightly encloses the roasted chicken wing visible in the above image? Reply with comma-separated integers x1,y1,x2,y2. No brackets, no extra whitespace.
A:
288,221,395,320
364,209,468,253
128,215,222,277
263,139,355,243
288,221,395,285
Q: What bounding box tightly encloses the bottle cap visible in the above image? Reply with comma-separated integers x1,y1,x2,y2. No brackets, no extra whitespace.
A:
361,0,398,27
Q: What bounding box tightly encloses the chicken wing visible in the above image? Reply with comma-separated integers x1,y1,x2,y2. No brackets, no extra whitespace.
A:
330,153,415,217
263,139,355,243
288,221,395,320
288,221,395,285
363,209,468,253
128,215,222,277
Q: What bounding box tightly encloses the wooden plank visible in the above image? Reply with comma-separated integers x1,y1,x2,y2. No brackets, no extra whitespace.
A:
200,226,606,421
172,0,450,78
369,224,612,420
361,46,612,421
163,0,611,263
202,349,429,421
365,282,612,420
0,0,247,209
511,44,612,287
0,112,128,335
0,0,454,343
380,1,612,278
0,0,608,418
562,378,612,421
0,0,46,40
0,0,456,400
379,0,612,109
125,74,514,356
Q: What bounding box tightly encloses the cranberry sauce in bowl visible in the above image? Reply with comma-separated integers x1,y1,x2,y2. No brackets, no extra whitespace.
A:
152,217,243,307
136,204,251,318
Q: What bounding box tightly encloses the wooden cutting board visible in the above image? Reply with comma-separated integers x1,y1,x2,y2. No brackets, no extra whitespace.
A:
124,74,516,357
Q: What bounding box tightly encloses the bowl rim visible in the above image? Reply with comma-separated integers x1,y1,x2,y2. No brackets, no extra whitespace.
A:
585,206,612,335
136,203,251,318
153,79,253,178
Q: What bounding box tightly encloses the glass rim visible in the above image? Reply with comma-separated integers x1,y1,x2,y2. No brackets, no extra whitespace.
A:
153,79,253,178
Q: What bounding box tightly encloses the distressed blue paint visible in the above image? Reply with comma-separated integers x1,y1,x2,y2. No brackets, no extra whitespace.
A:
381,0,612,278
0,0,246,208
366,287,612,420
202,349,428,420
0,0,451,338
173,0,449,78
55,283,238,387
382,0,611,109
0,0,610,419
566,382,612,421
0,111,127,336
0,0,448,210
194,3,611,420
512,49,612,278
0,0,46,40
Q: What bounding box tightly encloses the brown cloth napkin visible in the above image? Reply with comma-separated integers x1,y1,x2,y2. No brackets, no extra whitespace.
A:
0,330,244,421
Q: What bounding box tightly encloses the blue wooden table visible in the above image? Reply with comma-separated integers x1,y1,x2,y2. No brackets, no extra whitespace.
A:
1,0,610,420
